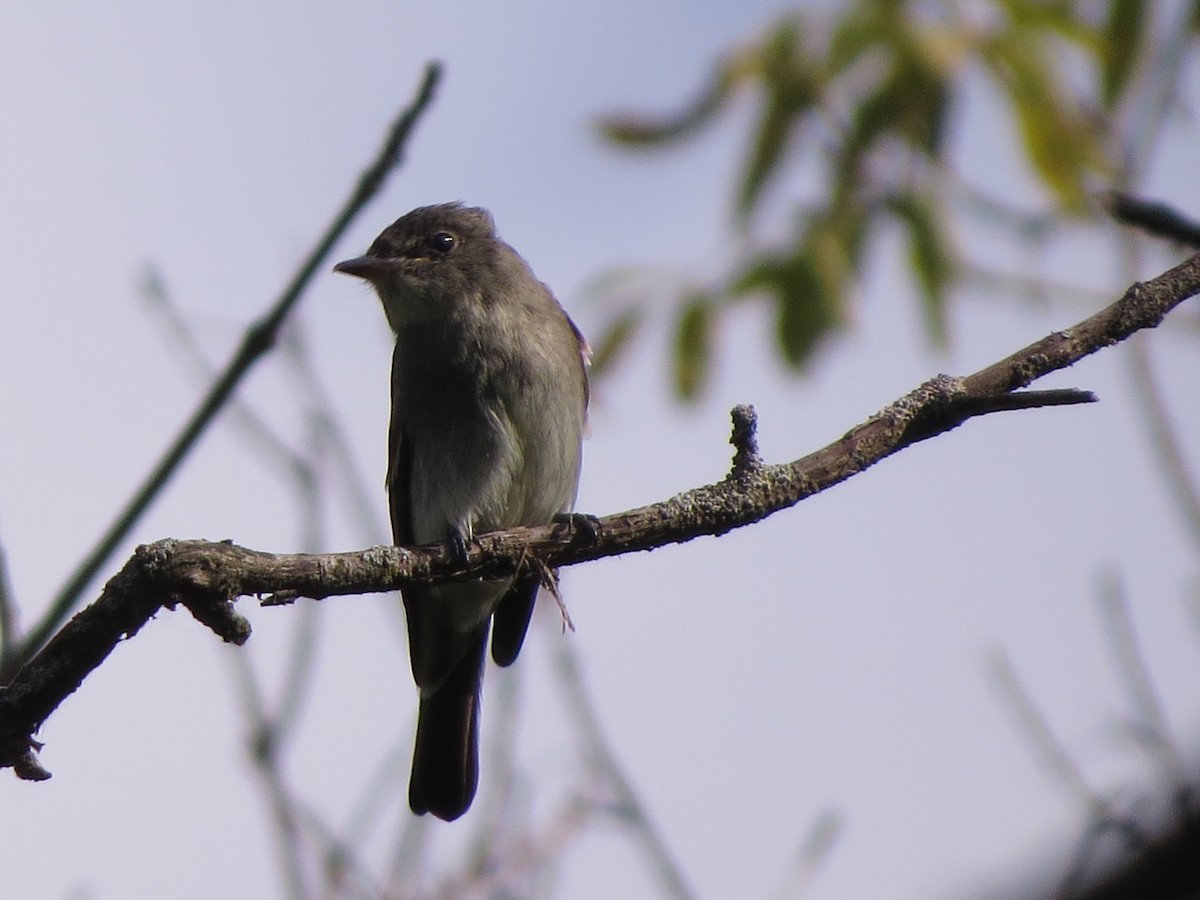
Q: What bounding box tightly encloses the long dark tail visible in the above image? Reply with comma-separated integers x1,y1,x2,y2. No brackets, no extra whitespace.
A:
408,627,488,821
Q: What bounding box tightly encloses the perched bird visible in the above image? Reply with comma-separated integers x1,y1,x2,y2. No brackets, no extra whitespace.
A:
334,203,588,821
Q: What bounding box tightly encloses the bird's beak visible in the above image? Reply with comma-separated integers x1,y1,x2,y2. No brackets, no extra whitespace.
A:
333,255,388,279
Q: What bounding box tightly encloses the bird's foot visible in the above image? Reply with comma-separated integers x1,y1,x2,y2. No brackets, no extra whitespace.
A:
445,527,470,569
553,512,601,543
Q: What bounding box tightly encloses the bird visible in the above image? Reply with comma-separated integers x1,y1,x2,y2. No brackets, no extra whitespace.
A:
334,203,588,820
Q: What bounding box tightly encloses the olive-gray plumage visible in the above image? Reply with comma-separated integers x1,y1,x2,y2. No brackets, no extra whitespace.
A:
334,204,588,821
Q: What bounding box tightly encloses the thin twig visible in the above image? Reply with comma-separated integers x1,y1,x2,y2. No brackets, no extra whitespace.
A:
428,794,591,899
1096,571,1188,793
1099,192,1200,249
1125,4,1200,189
774,809,843,900
252,738,316,900
988,649,1116,821
271,378,330,738
1126,336,1200,555
468,663,528,875
552,633,697,900
139,264,314,482
283,325,391,548
386,802,432,896
0,62,442,683
339,739,412,865
962,262,1114,313
146,251,344,900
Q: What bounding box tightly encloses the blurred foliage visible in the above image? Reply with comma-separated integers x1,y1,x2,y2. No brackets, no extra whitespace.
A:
595,0,1197,401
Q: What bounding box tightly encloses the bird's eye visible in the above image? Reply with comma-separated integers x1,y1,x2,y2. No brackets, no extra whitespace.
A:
428,232,456,254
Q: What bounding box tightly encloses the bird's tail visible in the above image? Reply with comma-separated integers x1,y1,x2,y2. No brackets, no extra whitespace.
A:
408,626,488,821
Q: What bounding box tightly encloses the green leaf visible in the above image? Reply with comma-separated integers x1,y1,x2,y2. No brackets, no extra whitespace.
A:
826,7,889,75
737,19,818,219
734,251,838,369
995,0,1103,50
1101,0,1148,109
1012,99,1090,211
774,260,833,368
846,72,904,154
836,56,950,187
980,33,1101,211
673,295,713,401
739,94,800,219
588,308,643,379
834,199,872,274
886,193,956,346
597,61,735,147
830,23,956,199
899,61,952,156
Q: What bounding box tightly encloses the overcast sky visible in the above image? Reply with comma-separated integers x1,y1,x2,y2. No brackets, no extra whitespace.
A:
1,3,1199,899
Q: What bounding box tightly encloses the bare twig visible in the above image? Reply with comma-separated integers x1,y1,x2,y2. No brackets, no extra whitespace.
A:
774,809,843,900
1125,4,1200,197
283,326,391,548
992,635,1167,899
1099,192,1200,249
15,159,406,899
552,635,696,900
341,739,412,856
1126,337,1200,554
139,264,314,483
428,795,592,898
467,663,528,875
0,62,442,684
253,737,317,900
387,801,432,895
988,649,1117,822
1096,572,1189,798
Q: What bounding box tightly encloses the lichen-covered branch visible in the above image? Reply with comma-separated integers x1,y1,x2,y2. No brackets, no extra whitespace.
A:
1,250,1198,778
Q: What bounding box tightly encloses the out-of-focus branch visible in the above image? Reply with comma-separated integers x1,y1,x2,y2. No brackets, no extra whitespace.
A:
774,809,843,899
1126,337,1200,555
139,264,313,482
145,249,358,900
1058,803,1200,900
1097,571,1189,793
2,251,1199,777
0,543,16,662
989,649,1119,822
0,62,442,684
1099,191,1200,249
991,575,1200,900
552,632,697,900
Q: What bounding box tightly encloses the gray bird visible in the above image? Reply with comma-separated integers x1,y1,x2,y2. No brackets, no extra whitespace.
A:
335,203,588,821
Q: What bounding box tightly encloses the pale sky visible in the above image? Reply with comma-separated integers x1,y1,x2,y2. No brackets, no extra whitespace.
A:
1,3,1198,899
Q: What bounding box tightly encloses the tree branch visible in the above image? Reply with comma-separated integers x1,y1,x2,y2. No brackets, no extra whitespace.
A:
1099,191,1200,249
1058,811,1200,900
2,250,1198,778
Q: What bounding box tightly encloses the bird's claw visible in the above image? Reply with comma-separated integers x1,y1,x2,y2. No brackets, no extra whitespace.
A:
553,512,600,543
446,528,471,568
